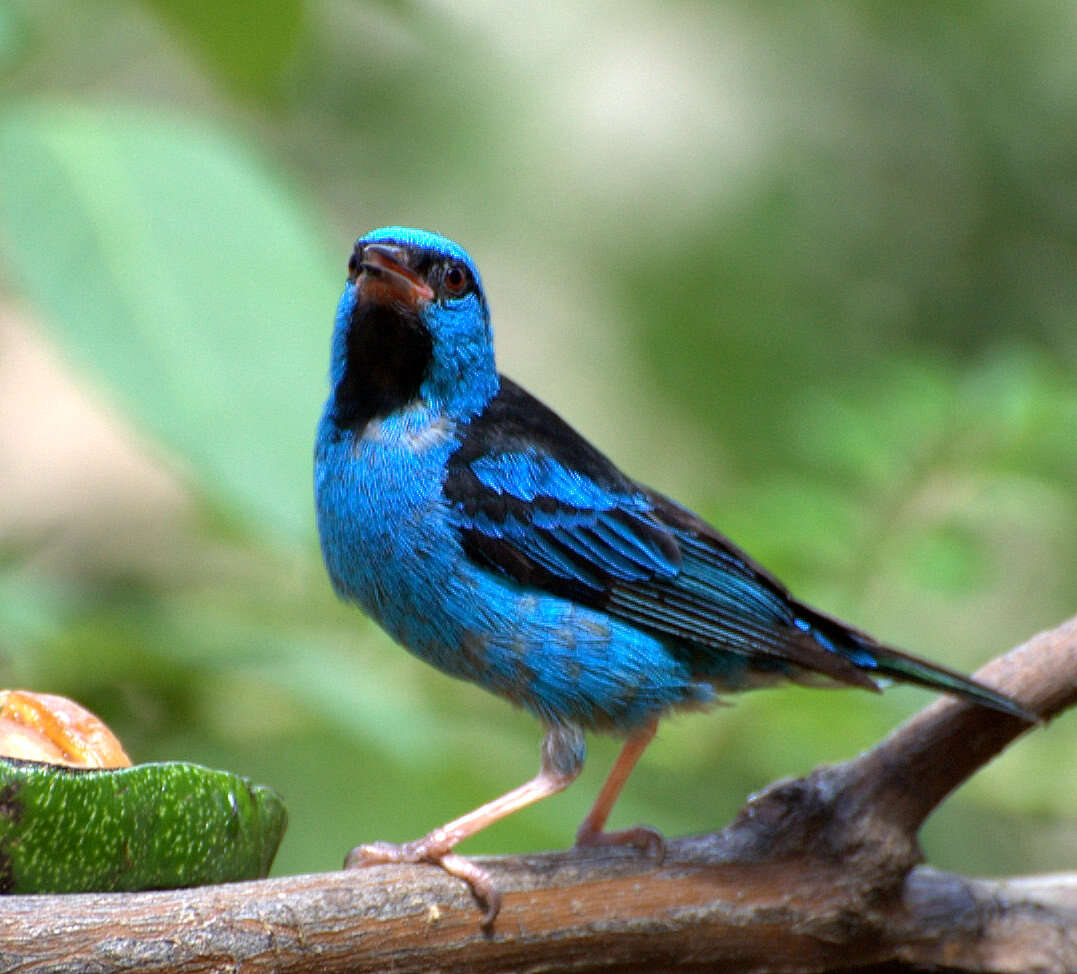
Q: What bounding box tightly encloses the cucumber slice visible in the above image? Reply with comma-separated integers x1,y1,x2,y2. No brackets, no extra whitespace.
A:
0,757,286,893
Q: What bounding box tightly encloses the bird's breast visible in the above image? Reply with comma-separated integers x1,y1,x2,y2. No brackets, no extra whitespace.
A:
315,407,462,613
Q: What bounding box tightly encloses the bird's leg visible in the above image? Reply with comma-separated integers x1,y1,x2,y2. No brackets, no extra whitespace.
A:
575,718,663,860
345,724,585,927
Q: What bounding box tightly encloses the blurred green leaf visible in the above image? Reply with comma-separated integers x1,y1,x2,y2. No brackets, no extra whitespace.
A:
897,521,986,595
0,1,30,70
0,101,338,541
140,0,304,101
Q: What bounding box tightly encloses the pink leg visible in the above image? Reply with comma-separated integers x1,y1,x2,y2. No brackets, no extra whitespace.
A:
346,726,585,927
575,718,663,859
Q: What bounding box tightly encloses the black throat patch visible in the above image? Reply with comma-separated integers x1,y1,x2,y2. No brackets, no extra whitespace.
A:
332,300,433,430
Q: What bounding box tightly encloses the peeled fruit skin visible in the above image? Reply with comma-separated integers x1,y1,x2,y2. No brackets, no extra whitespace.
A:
0,691,131,769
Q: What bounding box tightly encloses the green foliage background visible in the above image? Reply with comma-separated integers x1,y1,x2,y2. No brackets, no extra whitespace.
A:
0,0,1074,880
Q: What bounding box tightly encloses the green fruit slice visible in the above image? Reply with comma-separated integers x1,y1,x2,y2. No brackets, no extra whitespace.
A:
0,757,286,893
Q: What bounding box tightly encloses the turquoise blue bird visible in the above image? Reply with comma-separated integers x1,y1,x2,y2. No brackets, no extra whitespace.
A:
314,226,1033,923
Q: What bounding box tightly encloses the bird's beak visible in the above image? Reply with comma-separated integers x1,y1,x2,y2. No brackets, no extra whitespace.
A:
356,243,436,308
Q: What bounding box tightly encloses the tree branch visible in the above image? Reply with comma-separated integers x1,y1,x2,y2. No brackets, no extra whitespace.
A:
0,616,1074,974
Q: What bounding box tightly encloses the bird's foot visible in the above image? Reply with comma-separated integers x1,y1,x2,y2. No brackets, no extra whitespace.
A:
575,822,665,864
345,839,502,930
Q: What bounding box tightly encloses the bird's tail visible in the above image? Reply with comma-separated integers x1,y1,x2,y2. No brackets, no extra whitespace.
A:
794,604,1037,722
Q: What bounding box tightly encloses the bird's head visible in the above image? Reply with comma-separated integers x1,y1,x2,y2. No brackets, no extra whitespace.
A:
329,227,497,428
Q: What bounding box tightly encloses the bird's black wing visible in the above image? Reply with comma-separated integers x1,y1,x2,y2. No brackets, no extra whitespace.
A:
444,376,881,689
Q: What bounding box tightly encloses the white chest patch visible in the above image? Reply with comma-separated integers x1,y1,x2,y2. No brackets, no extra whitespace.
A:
360,410,455,453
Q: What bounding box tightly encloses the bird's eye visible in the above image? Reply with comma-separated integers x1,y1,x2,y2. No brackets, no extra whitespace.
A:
443,263,470,296
347,251,359,280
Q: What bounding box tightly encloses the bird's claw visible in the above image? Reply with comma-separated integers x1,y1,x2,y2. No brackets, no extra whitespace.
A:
344,840,503,931
440,852,502,930
344,838,439,868
575,824,666,864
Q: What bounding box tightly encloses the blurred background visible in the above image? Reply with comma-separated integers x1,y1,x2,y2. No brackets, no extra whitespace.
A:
0,0,1074,880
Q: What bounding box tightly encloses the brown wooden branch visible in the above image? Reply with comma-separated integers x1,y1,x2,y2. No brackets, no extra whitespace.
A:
0,615,1074,974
